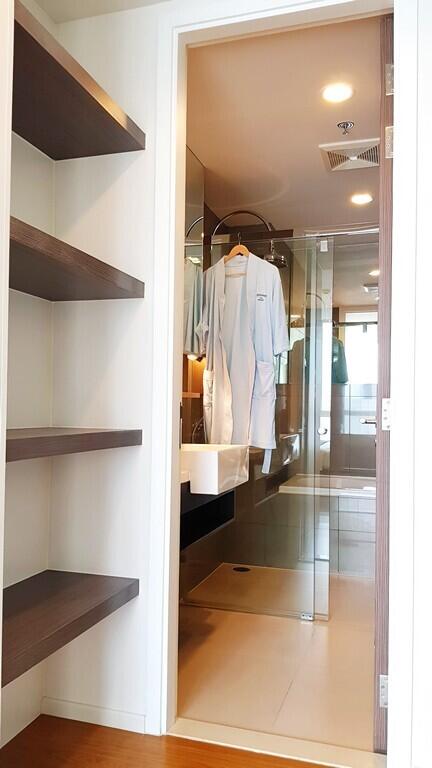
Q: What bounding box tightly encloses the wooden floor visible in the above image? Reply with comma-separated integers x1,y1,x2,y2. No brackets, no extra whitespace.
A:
0,716,320,767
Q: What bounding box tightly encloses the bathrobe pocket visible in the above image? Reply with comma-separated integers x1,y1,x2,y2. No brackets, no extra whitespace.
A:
253,360,276,400
203,369,214,442
250,361,276,449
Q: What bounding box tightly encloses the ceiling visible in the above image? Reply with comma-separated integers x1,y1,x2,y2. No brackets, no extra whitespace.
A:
187,17,381,234
35,0,170,23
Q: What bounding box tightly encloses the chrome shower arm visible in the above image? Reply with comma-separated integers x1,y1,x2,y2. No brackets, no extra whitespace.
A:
211,209,272,240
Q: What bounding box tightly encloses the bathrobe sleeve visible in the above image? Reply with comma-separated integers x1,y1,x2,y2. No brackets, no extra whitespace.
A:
272,270,289,355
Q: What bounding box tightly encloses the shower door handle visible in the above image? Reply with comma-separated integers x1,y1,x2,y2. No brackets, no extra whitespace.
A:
360,418,377,426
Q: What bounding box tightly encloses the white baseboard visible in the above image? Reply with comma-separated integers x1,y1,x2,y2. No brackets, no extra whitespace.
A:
41,697,145,734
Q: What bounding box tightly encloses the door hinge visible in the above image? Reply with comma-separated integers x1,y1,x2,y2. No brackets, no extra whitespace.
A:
385,63,394,96
385,125,394,159
379,674,388,708
382,397,391,431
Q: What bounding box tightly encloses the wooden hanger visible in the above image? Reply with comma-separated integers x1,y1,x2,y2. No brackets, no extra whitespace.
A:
224,234,250,263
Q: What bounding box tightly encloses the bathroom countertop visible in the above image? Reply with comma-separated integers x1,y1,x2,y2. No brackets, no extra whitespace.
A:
181,470,190,484
279,474,376,498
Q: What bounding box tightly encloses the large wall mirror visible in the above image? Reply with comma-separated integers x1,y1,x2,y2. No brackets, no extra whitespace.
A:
184,148,204,357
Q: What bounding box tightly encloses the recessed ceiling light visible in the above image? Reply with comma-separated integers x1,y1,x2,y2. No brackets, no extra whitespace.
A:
322,82,353,103
369,269,380,277
351,192,373,205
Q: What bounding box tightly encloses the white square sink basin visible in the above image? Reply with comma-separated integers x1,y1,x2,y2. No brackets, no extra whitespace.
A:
181,444,249,495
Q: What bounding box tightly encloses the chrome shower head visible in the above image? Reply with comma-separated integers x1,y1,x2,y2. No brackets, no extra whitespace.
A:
265,240,288,269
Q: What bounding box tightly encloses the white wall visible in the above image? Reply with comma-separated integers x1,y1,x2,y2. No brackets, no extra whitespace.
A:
8,136,54,429
1,668,46,747
10,135,55,233
7,292,53,430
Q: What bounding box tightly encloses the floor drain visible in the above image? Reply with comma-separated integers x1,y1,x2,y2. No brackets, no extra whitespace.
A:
233,566,250,573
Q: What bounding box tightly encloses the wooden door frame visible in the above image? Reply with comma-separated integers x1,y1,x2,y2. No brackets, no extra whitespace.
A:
375,13,393,754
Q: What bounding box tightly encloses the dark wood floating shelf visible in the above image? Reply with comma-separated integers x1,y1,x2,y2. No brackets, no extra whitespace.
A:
13,0,146,159
10,217,145,301
2,570,139,686
6,428,143,462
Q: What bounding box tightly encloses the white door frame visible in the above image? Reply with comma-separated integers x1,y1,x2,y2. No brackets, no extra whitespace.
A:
0,0,14,736
147,1,421,766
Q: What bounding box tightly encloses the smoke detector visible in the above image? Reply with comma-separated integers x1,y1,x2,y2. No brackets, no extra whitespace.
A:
319,138,380,171
337,120,354,135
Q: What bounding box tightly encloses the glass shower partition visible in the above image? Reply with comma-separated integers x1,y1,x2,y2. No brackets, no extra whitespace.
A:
181,233,333,622
305,237,333,619
279,235,333,620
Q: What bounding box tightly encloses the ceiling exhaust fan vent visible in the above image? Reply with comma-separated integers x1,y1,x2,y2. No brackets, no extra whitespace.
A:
320,138,380,171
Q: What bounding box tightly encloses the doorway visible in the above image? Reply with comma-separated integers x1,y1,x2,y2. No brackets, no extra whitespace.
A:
144,0,421,764
179,235,378,754
176,11,390,763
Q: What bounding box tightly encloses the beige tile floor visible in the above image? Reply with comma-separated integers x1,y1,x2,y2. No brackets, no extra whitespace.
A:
178,574,375,752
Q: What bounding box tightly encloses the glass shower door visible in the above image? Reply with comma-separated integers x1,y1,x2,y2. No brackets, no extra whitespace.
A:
308,238,333,619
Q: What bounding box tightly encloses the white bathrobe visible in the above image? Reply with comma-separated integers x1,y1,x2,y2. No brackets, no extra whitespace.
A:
199,253,288,470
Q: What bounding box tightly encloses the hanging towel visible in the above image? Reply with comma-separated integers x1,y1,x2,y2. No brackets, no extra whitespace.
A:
332,337,349,384
183,257,203,356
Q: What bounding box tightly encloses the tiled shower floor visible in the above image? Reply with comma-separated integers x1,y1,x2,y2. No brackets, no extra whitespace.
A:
178,574,375,752
183,563,318,617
